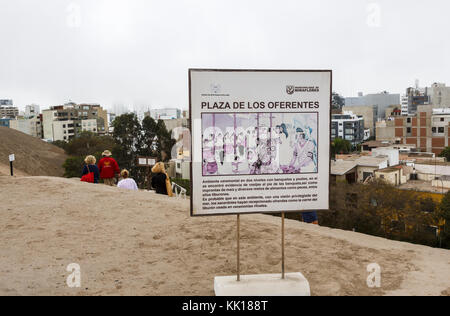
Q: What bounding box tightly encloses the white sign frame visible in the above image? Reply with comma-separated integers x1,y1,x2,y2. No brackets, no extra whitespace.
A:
189,69,332,217
9,154,15,162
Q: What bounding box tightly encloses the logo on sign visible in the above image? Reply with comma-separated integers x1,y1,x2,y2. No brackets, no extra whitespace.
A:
286,85,320,95
210,83,221,94
286,85,295,95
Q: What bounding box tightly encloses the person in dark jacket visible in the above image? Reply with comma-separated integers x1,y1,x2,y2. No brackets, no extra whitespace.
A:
302,211,319,225
151,162,172,196
82,155,100,184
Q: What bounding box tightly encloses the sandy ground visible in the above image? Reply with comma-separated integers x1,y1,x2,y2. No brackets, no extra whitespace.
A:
0,176,449,296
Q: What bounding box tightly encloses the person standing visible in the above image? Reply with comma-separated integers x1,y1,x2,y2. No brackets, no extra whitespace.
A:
117,169,138,191
98,150,120,186
81,155,100,183
302,211,319,225
151,162,173,196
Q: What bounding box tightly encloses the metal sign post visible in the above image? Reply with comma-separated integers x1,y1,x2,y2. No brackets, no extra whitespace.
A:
281,212,285,279
237,214,240,282
9,154,15,176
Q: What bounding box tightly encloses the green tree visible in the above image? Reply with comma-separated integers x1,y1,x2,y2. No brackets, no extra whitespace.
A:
439,147,450,162
332,92,345,110
141,116,158,157
331,138,351,157
112,113,142,170
155,119,176,162
63,156,85,178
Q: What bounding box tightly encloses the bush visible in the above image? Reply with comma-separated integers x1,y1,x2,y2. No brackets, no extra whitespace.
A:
63,156,85,178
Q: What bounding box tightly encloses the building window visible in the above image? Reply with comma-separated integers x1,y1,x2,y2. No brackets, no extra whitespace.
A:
441,118,445,122
432,127,437,133
407,127,411,133
438,127,445,133
407,118,411,123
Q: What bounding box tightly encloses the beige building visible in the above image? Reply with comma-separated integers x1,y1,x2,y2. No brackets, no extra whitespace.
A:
52,120,76,141
342,105,377,137
9,116,42,138
428,83,450,108
81,119,98,133
331,156,389,184
374,166,408,186
376,105,450,155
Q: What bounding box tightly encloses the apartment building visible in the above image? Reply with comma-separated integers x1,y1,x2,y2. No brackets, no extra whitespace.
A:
342,105,377,137
376,105,450,155
42,103,108,141
0,104,19,119
344,91,400,120
145,108,181,120
331,111,366,146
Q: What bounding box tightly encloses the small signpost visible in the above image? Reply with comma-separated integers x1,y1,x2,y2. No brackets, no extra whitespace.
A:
9,154,15,176
137,156,157,189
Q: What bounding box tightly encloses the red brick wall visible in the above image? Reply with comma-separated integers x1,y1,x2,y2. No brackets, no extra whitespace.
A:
406,138,417,145
420,138,427,148
420,118,426,126
395,128,403,137
395,118,404,127
412,118,418,126
412,128,417,137
432,137,445,148
420,128,427,137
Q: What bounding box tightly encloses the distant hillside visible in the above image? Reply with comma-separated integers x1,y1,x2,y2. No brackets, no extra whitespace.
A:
0,126,67,177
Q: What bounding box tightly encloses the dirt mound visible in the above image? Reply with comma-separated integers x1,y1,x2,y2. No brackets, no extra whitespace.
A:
0,176,449,296
0,127,67,177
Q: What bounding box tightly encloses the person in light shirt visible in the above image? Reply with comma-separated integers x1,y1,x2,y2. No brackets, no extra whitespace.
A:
117,169,138,191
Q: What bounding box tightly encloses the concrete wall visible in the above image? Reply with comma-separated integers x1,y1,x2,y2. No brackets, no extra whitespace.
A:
372,148,399,166
414,163,450,176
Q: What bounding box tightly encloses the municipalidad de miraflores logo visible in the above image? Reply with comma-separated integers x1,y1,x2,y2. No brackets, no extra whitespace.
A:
286,85,320,95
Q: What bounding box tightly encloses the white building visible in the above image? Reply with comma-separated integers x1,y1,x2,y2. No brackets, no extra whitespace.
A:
52,120,76,142
25,104,40,118
372,148,400,167
9,116,42,138
331,111,365,145
42,109,57,140
81,119,98,133
401,95,409,116
146,108,181,120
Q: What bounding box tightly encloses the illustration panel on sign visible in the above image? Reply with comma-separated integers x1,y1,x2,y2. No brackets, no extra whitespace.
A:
201,112,318,176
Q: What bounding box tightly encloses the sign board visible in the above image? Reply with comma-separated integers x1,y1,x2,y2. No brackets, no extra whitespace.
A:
189,69,331,216
137,156,157,167
9,154,15,162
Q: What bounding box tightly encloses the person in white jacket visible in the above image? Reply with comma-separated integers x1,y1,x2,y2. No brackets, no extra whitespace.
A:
117,169,138,191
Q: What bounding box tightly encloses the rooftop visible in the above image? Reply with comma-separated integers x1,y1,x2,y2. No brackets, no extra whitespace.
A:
399,180,448,194
331,160,357,175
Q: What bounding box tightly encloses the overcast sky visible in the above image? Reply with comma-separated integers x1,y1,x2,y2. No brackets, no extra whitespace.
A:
0,0,449,112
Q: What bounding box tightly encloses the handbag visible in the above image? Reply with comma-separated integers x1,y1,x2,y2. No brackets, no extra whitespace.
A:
165,174,173,197
81,165,95,183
